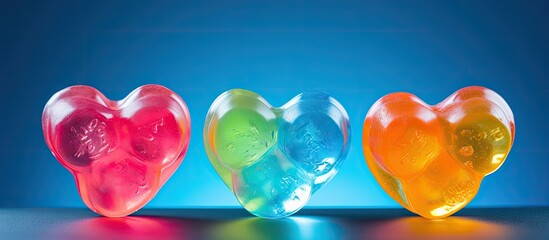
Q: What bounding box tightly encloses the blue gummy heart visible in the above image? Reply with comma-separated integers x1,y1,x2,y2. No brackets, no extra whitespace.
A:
204,89,351,218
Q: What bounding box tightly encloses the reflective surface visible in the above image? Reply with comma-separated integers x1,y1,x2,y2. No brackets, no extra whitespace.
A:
210,216,343,240
42,85,191,217
369,216,513,240
0,208,546,240
50,216,192,240
204,89,351,218
363,86,515,219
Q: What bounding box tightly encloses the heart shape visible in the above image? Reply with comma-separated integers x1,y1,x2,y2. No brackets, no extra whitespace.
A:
204,89,351,218
362,86,515,219
42,85,191,217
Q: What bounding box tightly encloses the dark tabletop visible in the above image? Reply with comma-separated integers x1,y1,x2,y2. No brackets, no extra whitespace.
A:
0,207,547,239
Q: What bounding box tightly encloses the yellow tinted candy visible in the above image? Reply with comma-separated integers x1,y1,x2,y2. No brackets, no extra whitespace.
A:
363,86,515,219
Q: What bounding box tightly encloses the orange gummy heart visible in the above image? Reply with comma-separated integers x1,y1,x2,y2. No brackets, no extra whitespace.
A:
362,86,515,219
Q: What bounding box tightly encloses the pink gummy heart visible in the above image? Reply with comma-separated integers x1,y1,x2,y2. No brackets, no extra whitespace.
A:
42,85,191,217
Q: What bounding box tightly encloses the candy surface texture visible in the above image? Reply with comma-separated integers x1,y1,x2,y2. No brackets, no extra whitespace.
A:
43,85,190,217
362,86,515,219
204,89,351,218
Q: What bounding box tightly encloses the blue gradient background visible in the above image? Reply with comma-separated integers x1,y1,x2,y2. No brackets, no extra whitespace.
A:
1,1,547,208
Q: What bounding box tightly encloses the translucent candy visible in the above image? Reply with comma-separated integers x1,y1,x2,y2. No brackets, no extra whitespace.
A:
362,86,515,219
42,85,191,217
204,89,351,218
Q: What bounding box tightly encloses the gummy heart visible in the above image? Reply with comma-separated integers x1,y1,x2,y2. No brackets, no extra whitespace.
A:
363,86,515,219
42,85,191,217
204,89,351,218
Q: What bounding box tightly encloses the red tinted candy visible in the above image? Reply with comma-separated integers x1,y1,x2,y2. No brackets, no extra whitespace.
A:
43,85,190,217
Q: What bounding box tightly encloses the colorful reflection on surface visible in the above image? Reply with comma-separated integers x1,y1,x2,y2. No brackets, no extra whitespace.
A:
30,208,533,240
49,216,193,240
210,216,343,240
368,216,514,240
